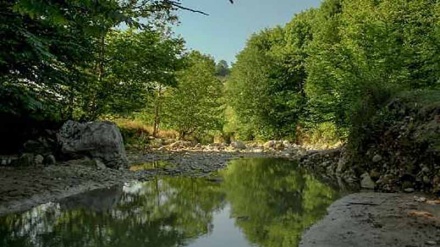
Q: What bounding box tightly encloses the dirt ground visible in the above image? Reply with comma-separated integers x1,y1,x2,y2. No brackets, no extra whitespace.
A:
300,192,440,247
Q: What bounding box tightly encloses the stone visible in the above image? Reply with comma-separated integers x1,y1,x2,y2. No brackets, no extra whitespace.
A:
414,196,427,202
404,188,415,193
275,143,285,151
18,153,34,166
23,140,51,154
426,240,437,246
231,141,246,150
34,154,44,165
95,159,107,170
372,154,382,163
423,176,431,184
57,120,129,169
150,139,164,147
336,158,348,174
360,173,375,189
369,169,381,181
44,155,56,165
263,141,275,149
169,141,192,149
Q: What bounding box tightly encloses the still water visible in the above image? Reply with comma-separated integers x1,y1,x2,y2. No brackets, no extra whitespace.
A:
0,158,341,247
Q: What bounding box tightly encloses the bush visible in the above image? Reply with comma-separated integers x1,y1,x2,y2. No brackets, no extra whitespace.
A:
298,122,343,147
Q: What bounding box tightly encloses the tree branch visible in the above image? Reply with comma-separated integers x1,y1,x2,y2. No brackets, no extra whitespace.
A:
168,1,209,16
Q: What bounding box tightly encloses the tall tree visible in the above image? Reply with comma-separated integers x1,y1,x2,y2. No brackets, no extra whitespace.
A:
226,13,315,141
162,51,223,140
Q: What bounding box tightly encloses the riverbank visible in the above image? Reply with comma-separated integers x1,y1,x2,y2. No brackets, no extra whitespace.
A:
300,192,440,247
0,151,275,216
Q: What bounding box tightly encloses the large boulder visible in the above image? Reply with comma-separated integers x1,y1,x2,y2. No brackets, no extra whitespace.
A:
57,121,128,169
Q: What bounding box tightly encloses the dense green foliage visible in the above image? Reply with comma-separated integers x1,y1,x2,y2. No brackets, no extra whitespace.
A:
0,0,180,121
162,51,223,140
226,0,440,142
1,0,439,146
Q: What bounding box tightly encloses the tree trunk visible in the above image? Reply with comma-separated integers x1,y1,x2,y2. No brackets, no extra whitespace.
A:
153,85,163,137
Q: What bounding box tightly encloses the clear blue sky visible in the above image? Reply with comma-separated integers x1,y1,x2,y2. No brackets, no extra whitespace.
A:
173,0,322,65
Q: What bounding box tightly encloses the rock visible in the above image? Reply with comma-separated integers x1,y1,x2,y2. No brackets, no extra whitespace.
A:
414,196,426,202
404,188,415,193
0,156,16,166
275,143,285,151
23,140,51,154
44,155,56,165
95,159,107,170
18,153,34,166
372,154,382,163
57,120,129,169
34,154,44,165
423,176,431,184
421,165,430,173
336,158,347,174
360,173,375,189
157,146,167,151
369,169,381,181
263,141,275,149
231,141,246,150
426,240,437,246
150,139,164,148
169,141,192,149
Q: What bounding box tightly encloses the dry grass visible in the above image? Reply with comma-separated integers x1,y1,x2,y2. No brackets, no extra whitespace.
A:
112,118,178,140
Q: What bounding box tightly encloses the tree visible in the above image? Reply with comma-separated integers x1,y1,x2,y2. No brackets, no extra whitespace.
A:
162,51,223,140
77,29,185,119
0,0,181,120
305,0,440,135
226,16,314,141
215,60,231,78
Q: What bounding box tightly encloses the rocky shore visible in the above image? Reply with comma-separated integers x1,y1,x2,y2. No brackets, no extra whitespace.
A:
0,150,280,217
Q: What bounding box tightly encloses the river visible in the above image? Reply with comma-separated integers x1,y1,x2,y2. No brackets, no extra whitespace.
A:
0,158,341,247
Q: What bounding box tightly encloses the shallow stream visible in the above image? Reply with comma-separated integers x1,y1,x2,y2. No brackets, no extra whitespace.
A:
0,158,341,247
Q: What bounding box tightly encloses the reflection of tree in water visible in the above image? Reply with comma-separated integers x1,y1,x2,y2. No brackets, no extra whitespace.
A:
221,158,340,247
0,159,340,247
0,177,225,247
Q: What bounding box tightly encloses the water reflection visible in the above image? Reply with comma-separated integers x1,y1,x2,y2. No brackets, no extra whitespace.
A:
222,158,340,247
129,161,174,171
0,158,341,247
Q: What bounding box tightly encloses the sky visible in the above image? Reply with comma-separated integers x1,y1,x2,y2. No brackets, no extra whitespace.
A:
173,0,322,65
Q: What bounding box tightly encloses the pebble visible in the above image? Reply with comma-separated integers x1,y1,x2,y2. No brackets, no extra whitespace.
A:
426,240,436,246
404,188,415,193
414,196,427,202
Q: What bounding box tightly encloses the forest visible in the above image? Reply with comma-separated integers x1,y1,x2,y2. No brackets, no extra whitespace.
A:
1,0,439,151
